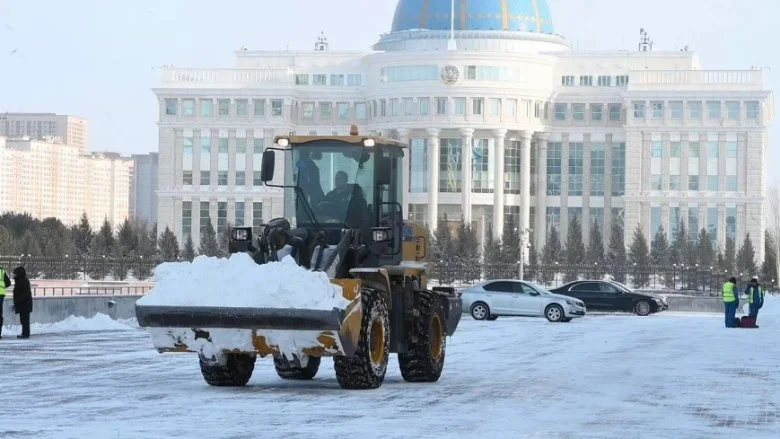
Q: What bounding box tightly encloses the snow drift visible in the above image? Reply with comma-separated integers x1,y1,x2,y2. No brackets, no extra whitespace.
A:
2,313,138,335
136,253,349,310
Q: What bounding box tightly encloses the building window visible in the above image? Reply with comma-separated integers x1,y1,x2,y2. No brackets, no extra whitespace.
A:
651,101,664,119
472,138,495,194
612,143,625,196
572,104,585,121
253,171,263,186
546,142,562,196
217,202,228,232
165,98,177,115
609,104,621,121
253,137,264,153
505,141,521,195
183,171,193,186
347,74,362,86
651,175,662,191
409,139,428,193
454,98,466,115
689,142,700,158
726,101,740,120
652,141,663,158
489,99,500,116
355,103,367,120
419,98,430,116
200,99,213,117
330,74,345,86
200,201,211,235
235,202,245,227
689,101,702,119
554,103,566,121
320,102,332,120
218,136,228,154
579,75,593,86
338,103,350,120
671,142,681,158
688,208,699,238
390,99,399,116
182,99,195,116
379,99,386,116
670,207,682,242
472,98,483,116
546,207,561,235
302,102,315,120
380,66,438,82
218,99,230,116
707,101,721,119
236,99,248,116
670,175,681,191
218,171,228,186
236,171,245,187
271,100,283,116
404,98,415,116
707,208,718,243
508,99,517,117
708,176,719,192
590,143,605,196
726,176,737,192
439,138,462,193
590,104,603,121
182,201,192,239
746,101,760,119
568,143,584,196
616,75,629,86
708,142,719,159
650,207,662,237
505,206,521,227
251,202,263,232
561,75,574,86
726,207,737,241
409,205,428,224
597,75,611,86
689,175,700,191
295,74,309,85
313,74,327,85
253,99,265,116
436,97,447,115
633,102,645,118
727,142,738,159
670,101,683,119
200,170,210,186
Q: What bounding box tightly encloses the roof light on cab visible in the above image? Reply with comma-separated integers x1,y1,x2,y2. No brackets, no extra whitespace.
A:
277,138,290,147
363,138,375,147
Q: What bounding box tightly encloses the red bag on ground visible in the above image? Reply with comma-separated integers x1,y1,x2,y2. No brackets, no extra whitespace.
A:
740,316,757,328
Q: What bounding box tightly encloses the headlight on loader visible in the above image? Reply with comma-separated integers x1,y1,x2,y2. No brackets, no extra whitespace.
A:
371,228,391,242
233,228,249,241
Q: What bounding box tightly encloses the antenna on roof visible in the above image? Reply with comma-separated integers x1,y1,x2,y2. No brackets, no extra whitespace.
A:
447,0,457,50
638,28,653,52
315,31,329,51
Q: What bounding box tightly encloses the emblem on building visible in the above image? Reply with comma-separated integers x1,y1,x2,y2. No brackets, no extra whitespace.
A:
440,65,460,85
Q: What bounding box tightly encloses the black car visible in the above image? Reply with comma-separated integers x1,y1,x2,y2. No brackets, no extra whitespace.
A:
549,280,669,316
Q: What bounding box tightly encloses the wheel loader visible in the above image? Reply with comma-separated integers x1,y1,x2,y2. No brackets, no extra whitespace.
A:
135,126,462,390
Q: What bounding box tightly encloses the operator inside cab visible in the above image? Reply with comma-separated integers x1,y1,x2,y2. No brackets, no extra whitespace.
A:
320,170,369,231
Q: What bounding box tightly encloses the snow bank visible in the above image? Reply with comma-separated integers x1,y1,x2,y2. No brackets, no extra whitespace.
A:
136,253,349,310
2,313,138,335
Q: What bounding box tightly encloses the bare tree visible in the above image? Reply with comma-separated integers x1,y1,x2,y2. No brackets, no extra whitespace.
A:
770,185,780,288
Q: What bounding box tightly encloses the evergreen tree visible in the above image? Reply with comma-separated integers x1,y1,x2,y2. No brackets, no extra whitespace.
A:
564,215,586,282
133,221,156,280
736,233,758,277
73,212,94,256
482,224,503,280
724,237,737,275
116,218,137,256
182,235,196,262
586,221,606,279
159,227,181,262
760,231,778,288
87,218,114,280
539,225,562,285
628,224,651,288
607,221,627,283
19,231,42,279
198,218,220,257
454,220,480,282
697,229,716,269
111,242,129,281
650,226,671,288
0,225,15,255
39,217,78,279
217,222,233,258
96,218,115,256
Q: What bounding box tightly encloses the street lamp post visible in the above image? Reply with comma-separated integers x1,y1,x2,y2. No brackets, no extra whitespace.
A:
518,228,532,281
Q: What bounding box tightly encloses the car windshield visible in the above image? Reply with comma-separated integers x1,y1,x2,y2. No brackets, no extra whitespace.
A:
610,281,633,292
525,282,553,295
285,141,374,229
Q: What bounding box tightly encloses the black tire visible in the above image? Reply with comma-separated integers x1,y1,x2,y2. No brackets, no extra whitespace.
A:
399,290,447,383
545,304,565,323
470,302,490,320
333,289,389,389
561,317,573,323
486,315,499,321
198,353,256,387
273,354,321,380
634,300,652,316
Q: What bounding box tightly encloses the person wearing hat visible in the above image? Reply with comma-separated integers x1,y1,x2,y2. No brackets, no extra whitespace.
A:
745,277,765,328
722,277,739,328
11,266,32,339
0,265,11,339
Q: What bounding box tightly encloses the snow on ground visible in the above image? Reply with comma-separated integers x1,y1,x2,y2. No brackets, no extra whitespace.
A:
1,301,779,439
2,313,137,336
137,253,348,310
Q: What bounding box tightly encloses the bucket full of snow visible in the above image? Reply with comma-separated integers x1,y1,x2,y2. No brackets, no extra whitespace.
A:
135,253,363,359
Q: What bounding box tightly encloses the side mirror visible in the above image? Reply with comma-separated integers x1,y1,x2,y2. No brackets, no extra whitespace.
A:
260,150,275,182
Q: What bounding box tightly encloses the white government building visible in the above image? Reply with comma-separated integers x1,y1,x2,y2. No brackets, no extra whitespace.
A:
155,0,772,261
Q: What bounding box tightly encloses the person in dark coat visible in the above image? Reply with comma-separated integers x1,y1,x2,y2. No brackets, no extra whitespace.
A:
11,266,32,339
0,265,11,339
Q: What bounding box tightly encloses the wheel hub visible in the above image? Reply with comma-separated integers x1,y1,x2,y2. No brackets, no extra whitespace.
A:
369,317,385,366
430,314,444,361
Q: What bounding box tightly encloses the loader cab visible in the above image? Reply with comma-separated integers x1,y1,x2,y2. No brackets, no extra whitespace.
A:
259,129,406,267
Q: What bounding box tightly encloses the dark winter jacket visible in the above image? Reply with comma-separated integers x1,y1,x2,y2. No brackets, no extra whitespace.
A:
747,285,764,308
12,266,32,314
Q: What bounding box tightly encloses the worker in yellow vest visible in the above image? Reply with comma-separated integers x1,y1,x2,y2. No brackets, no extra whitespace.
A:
722,277,739,328
0,265,12,339
745,278,764,328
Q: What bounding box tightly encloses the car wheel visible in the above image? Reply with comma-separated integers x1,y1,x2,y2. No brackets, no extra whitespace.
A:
634,300,651,316
470,302,490,321
545,304,564,323
561,317,573,323
486,315,499,321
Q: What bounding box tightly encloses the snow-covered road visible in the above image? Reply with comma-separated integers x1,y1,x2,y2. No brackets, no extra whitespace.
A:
1,305,779,439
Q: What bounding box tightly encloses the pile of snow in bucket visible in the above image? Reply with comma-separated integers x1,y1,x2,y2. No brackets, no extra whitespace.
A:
136,253,349,310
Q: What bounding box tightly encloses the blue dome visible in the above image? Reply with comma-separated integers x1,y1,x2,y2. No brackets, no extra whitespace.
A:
391,0,554,34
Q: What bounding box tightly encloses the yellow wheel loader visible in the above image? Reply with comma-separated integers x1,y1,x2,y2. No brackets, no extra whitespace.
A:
135,126,462,390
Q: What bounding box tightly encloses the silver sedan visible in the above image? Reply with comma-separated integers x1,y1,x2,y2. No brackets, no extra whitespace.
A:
461,280,587,323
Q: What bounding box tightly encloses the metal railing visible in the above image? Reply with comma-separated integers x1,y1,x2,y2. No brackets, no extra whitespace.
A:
31,286,153,297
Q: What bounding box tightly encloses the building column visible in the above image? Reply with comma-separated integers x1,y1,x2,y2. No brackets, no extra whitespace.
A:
535,133,550,249
460,128,474,224
397,128,411,216
427,128,441,231
492,129,508,237
519,130,533,262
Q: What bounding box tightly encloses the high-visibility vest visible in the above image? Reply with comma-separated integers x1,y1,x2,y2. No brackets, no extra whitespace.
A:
749,286,763,304
722,282,736,303
0,268,6,296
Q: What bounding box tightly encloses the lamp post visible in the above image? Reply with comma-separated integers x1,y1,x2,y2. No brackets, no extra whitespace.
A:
518,227,532,281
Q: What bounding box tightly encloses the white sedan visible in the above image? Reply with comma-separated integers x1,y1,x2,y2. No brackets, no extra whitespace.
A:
461,280,587,323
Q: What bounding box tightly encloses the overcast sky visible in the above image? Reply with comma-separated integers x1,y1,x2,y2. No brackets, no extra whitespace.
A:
0,0,777,180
